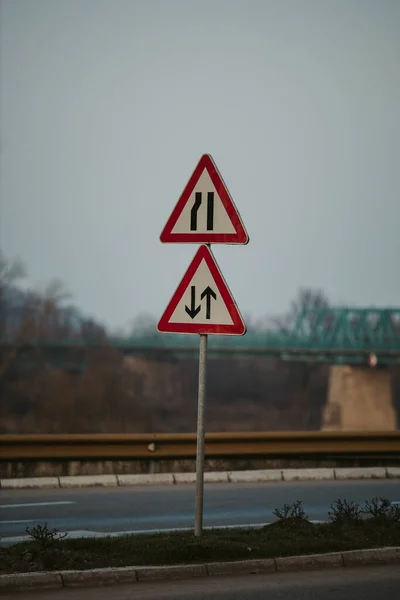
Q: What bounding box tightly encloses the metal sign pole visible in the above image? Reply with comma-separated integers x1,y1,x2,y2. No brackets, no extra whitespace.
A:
194,332,208,537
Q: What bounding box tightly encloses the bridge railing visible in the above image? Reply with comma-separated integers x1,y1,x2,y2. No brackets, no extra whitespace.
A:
2,308,400,364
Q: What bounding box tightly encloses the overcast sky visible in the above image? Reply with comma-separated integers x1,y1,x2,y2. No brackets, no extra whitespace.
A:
1,0,399,331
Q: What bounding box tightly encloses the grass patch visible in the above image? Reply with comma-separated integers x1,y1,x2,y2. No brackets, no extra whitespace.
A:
2,522,400,574
1,499,400,574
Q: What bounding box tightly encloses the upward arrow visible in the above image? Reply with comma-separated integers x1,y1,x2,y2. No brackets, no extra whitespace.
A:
201,286,217,320
185,286,201,319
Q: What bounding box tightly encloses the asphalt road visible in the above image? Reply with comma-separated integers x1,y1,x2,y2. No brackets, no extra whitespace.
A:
2,566,400,599
1,479,399,542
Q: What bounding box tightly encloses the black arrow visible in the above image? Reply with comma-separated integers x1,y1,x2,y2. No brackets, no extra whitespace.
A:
185,286,201,319
201,286,217,319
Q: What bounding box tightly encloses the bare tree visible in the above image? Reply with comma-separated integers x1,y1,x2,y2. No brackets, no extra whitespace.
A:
269,287,329,332
0,250,76,381
0,251,31,380
129,313,158,337
0,250,26,288
267,288,330,429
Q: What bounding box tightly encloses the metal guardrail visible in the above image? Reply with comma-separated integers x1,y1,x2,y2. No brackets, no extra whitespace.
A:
1,431,399,461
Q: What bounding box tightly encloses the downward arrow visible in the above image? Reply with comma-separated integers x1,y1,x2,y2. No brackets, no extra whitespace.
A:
185,286,201,319
201,286,217,319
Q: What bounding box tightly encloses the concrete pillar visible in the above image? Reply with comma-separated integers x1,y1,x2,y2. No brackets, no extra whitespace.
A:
322,365,397,431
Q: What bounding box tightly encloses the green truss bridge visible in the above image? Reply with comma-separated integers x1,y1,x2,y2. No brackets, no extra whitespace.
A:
4,308,400,367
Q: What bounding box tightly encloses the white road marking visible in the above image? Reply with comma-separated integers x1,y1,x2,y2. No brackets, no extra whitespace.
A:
0,501,75,509
0,519,36,524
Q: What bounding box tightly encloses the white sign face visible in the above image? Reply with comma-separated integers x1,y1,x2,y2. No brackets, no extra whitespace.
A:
157,245,246,335
171,168,236,236
169,257,233,325
160,154,249,244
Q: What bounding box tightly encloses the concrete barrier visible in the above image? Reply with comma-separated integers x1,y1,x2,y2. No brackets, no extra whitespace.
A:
59,475,118,488
117,473,174,486
228,469,282,483
204,471,230,483
173,472,196,484
387,466,400,479
334,467,387,480
174,472,229,484
1,466,399,490
282,468,335,482
1,477,59,489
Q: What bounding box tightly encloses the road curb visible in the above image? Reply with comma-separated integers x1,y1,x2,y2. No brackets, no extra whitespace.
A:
1,466,398,489
0,571,63,592
1,547,399,592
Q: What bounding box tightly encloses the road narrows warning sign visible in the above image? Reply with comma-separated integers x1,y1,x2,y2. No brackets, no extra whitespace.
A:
160,154,249,245
157,245,246,335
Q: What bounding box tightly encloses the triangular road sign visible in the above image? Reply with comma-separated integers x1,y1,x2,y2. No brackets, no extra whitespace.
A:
160,154,249,244
158,245,246,335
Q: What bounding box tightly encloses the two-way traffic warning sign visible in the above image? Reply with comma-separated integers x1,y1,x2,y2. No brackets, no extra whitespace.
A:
157,245,246,335
160,154,249,245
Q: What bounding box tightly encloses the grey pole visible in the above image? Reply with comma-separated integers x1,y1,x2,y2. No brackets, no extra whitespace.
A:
194,332,208,537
